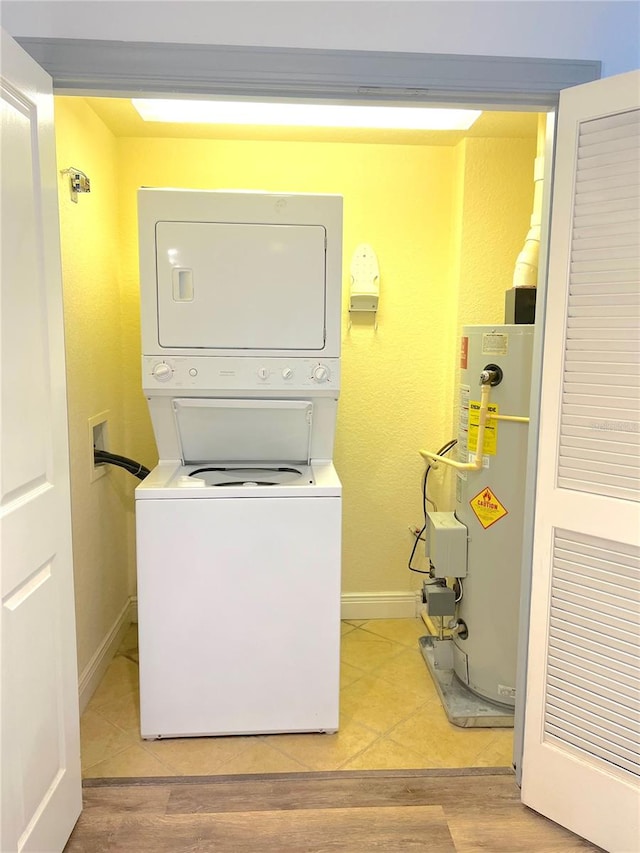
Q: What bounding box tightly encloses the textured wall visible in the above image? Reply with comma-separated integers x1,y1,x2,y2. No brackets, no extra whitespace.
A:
53,100,537,614
112,130,535,595
455,137,538,330
448,136,538,446
54,99,132,676
115,137,459,594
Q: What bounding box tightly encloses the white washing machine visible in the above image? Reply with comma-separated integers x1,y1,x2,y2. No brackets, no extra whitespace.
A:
135,190,343,738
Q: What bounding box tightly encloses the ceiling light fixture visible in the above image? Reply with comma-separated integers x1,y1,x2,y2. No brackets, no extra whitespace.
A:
131,98,481,131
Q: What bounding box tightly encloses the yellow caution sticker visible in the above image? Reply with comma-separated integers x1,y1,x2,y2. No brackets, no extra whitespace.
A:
468,401,499,455
470,486,508,530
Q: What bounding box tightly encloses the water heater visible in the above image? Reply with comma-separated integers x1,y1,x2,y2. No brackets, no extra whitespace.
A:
419,324,534,726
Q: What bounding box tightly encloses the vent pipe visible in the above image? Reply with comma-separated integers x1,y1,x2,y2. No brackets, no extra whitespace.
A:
512,114,547,288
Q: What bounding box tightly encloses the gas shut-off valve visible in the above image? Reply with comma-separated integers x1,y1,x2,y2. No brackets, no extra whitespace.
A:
419,364,504,473
448,618,468,640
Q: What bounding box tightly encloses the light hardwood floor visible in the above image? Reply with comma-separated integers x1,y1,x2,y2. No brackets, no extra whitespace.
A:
64,769,604,852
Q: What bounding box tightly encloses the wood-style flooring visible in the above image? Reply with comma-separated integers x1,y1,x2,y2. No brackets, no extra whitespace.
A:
64,768,604,852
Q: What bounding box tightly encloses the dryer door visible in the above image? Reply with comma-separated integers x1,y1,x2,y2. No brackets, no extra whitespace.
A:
156,222,327,351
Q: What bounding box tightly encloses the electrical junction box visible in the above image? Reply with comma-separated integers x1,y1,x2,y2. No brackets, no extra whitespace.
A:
426,512,468,578
424,584,456,617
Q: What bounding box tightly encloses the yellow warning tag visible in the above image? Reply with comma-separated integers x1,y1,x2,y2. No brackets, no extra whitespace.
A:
468,401,498,455
470,486,508,530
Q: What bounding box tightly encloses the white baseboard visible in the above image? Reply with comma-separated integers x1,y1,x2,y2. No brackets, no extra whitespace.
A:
131,593,418,624
341,591,422,621
78,596,137,713
78,593,418,708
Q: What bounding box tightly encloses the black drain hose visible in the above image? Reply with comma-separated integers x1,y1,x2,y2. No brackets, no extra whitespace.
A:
94,449,150,481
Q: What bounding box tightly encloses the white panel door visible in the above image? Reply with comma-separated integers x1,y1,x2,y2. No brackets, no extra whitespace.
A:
0,29,81,853
522,70,640,853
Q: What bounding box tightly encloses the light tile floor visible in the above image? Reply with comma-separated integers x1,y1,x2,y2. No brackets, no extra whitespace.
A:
81,619,514,778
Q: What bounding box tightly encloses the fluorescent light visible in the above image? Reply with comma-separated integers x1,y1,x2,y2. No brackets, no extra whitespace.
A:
131,99,481,131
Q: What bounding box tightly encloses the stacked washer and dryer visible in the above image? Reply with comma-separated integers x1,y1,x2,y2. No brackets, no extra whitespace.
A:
135,189,343,739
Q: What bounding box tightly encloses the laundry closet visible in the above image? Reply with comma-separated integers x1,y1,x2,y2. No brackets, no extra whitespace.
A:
52,96,539,703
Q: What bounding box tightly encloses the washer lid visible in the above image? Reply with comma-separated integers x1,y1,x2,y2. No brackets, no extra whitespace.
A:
172,398,313,465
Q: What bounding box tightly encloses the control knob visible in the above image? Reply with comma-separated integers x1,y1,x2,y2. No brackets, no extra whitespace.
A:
312,364,330,383
152,362,173,381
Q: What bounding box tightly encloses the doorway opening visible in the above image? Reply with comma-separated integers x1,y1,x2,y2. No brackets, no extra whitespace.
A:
55,92,550,778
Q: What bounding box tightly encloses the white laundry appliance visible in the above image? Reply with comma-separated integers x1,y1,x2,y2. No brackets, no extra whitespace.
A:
135,189,343,738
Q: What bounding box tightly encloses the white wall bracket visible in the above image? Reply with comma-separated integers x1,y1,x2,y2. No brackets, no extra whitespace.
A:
349,243,379,330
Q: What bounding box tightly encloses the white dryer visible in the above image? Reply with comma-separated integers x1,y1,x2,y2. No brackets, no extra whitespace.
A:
135,190,343,738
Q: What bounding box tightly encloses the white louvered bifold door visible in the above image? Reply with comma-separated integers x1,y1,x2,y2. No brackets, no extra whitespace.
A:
522,71,640,853
560,106,640,500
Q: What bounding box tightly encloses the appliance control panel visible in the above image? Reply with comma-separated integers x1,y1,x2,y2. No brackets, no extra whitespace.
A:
143,356,341,393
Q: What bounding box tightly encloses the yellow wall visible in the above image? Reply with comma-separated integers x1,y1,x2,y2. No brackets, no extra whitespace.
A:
115,137,461,594
455,137,538,328
54,100,537,660
54,98,132,678
446,136,537,457
115,132,535,593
